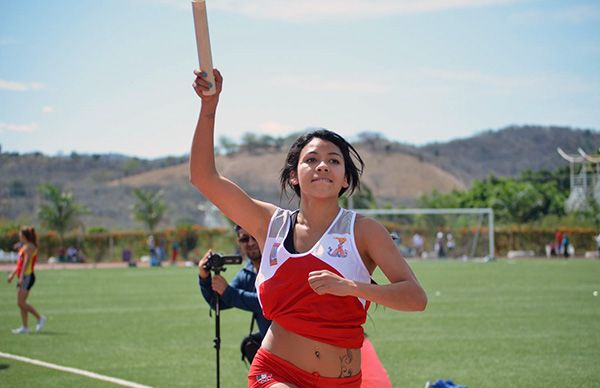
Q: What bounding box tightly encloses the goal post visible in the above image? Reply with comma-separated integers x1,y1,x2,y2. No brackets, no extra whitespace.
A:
354,208,495,260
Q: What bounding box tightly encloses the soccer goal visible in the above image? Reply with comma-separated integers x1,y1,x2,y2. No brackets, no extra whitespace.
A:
355,208,495,260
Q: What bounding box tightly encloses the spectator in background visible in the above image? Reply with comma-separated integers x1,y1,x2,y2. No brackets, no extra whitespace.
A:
171,240,180,265
66,246,82,263
446,233,456,258
412,232,424,258
147,235,159,267
57,247,66,263
158,237,167,264
554,230,563,256
435,231,446,258
122,248,135,267
562,234,570,258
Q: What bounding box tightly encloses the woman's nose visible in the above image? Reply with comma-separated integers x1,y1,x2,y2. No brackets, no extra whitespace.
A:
316,161,329,171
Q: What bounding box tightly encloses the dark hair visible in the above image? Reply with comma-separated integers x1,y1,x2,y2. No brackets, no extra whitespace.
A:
280,129,364,198
20,226,38,247
233,224,243,235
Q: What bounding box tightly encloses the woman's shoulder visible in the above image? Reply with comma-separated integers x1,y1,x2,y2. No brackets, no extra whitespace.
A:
354,214,390,243
352,214,389,270
354,213,385,230
23,242,36,254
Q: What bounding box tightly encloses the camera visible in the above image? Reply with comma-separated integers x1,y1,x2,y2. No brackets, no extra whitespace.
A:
203,252,243,274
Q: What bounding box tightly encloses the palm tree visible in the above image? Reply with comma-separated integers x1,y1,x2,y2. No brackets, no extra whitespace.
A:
131,188,167,233
37,183,87,249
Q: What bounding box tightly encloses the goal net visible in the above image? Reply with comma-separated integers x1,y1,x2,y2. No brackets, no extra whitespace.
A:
355,208,495,260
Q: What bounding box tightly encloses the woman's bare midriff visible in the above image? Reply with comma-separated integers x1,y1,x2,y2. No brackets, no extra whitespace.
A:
261,321,361,378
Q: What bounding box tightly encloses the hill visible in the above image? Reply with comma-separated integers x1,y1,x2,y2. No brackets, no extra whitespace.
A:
421,125,600,182
112,145,466,204
0,146,463,229
1,125,598,229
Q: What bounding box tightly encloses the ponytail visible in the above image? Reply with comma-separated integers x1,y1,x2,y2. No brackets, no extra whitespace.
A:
20,226,38,247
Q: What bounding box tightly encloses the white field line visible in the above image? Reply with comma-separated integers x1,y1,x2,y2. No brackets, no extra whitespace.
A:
0,351,151,388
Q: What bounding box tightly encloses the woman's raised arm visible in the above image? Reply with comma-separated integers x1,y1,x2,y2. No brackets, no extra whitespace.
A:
189,69,275,241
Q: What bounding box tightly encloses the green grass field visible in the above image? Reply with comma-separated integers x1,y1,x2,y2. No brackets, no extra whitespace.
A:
1,259,599,387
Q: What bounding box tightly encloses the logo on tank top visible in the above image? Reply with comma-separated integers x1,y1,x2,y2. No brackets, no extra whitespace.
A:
256,373,273,384
327,237,348,258
269,243,280,266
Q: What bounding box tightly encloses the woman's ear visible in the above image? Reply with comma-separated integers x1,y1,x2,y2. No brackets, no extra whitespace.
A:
289,171,298,186
342,176,349,189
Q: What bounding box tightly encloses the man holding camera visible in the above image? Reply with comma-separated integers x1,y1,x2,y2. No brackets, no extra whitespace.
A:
198,226,270,340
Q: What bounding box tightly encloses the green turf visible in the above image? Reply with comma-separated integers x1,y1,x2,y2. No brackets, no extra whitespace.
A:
1,260,599,387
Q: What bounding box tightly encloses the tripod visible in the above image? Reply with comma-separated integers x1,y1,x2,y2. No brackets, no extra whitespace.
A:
203,253,242,388
212,269,224,388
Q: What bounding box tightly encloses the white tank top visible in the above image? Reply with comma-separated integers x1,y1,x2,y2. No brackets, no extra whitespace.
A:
256,207,371,348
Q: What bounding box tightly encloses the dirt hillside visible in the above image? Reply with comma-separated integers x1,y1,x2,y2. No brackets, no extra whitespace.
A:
110,146,465,204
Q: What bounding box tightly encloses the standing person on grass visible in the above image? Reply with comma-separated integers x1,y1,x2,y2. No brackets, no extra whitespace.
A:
190,69,427,388
198,225,271,341
7,226,47,334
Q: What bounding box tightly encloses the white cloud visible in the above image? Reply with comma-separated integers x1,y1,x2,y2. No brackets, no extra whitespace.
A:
259,121,292,134
209,0,520,22
152,0,520,21
42,106,55,113
0,79,45,91
271,75,390,93
0,122,39,133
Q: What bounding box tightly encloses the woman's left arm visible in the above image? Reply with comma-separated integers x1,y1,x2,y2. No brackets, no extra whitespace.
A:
308,217,427,311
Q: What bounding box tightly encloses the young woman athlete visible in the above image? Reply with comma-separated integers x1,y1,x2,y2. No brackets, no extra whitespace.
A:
190,69,427,388
7,226,46,334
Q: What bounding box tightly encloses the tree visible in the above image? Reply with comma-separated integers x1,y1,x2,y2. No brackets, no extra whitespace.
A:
38,183,87,248
218,136,239,155
578,197,600,229
131,188,167,233
417,168,571,225
340,183,377,209
241,132,260,150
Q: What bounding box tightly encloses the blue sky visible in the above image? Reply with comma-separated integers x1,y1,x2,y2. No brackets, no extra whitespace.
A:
1,0,599,158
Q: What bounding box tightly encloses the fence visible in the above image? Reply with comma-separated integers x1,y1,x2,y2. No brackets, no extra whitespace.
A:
0,225,597,262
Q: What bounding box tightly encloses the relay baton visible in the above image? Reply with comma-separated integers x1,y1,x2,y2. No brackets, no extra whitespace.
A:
192,0,216,96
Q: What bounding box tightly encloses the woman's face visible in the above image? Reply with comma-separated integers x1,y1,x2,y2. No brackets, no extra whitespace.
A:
19,232,25,243
292,137,348,199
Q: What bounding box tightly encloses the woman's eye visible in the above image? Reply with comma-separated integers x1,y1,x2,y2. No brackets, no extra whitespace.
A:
330,159,340,164
305,158,317,163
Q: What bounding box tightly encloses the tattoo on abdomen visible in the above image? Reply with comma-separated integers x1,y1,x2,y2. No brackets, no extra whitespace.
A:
338,349,353,377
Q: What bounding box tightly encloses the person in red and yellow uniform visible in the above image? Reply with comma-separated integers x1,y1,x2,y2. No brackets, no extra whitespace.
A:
7,226,46,334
